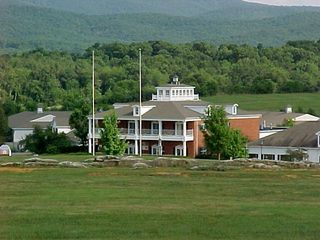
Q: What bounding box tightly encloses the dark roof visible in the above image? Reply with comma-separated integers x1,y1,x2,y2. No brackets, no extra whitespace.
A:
249,121,320,148
95,100,210,120
9,111,72,129
238,109,306,127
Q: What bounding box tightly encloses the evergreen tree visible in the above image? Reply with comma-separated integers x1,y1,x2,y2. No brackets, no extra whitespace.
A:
202,106,247,160
100,112,127,155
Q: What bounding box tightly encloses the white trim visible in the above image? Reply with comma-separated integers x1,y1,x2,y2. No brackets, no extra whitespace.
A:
227,114,261,119
175,145,184,156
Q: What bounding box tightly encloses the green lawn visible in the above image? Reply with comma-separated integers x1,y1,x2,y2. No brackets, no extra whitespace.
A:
204,93,320,114
1,167,320,239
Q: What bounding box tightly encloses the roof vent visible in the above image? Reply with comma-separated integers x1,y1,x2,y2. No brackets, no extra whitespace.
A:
285,105,292,114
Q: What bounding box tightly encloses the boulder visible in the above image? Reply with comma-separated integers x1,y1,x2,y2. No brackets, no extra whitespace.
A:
24,162,58,167
103,160,120,167
190,166,199,170
23,158,58,164
58,161,87,168
0,162,21,167
132,162,150,169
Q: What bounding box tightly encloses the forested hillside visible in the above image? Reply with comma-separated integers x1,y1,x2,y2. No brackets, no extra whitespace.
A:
1,0,320,53
1,40,320,141
1,40,320,115
1,0,246,16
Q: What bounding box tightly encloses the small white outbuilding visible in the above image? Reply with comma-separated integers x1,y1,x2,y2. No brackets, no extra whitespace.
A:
0,145,12,156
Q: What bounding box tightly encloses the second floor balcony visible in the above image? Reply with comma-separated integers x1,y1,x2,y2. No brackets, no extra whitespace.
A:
89,128,194,141
119,128,193,141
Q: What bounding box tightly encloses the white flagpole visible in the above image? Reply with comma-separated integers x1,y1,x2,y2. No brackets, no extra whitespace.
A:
139,49,142,157
92,50,95,157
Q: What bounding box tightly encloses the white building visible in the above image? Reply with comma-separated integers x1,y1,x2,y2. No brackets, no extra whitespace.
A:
248,121,320,163
8,106,72,149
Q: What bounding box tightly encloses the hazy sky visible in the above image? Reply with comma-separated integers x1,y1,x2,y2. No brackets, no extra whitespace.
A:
243,0,320,6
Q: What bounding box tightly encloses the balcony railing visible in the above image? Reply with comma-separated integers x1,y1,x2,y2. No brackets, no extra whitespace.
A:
152,94,199,101
119,128,193,137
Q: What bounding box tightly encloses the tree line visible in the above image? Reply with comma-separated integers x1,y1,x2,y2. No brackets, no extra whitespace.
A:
1,40,320,140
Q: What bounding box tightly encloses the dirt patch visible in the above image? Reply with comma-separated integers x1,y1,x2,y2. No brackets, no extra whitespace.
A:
151,171,189,177
286,174,298,179
0,167,35,173
87,172,120,177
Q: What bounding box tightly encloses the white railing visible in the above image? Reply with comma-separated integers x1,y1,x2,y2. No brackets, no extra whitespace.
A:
119,128,193,137
152,94,199,101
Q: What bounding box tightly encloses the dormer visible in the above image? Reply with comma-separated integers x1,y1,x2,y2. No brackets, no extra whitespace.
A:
316,131,320,147
132,105,155,116
152,76,199,101
225,104,238,115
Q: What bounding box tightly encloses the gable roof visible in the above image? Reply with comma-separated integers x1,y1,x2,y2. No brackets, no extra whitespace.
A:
9,111,72,129
238,109,319,127
95,100,210,120
249,121,320,148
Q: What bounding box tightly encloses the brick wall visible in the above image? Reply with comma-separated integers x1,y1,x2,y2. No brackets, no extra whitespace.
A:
229,117,260,141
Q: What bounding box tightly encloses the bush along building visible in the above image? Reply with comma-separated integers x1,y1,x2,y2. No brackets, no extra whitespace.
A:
88,76,261,157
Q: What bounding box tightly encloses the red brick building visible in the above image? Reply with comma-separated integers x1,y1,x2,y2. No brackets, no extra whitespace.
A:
88,77,261,157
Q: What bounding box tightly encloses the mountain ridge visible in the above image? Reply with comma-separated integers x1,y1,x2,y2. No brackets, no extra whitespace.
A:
1,0,320,53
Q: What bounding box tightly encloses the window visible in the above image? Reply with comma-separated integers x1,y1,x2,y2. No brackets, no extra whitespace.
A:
159,90,163,96
179,90,182,96
135,107,139,115
175,145,184,156
128,121,135,134
175,122,183,135
172,90,175,95
183,90,186,95
152,145,160,155
151,122,159,134
166,90,170,96
127,145,135,154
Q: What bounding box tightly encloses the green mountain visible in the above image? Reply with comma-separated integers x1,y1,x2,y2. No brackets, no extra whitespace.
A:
1,0,320,53
0,0,258,16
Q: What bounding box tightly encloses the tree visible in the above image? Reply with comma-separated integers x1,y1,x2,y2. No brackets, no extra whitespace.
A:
202,106,247,160
286,149,308,162
69,104,90,146
23,126,71,154
0,106,8,143
100,112,127,155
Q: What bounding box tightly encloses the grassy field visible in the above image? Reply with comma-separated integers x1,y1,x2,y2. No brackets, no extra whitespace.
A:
1,167,320,239
204,93,320,114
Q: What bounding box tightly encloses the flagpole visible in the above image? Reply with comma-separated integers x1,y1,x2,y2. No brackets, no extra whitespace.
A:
139,49,142,157
92,50,95,157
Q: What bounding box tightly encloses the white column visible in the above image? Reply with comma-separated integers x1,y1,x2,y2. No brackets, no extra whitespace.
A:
158,139,162,155
159,120,162,138
183,121,187,157
135,140,138,155
88,119,92,153
89,139,92,154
